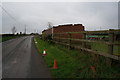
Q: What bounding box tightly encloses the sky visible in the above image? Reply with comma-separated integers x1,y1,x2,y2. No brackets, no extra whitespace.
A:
0,1,119,34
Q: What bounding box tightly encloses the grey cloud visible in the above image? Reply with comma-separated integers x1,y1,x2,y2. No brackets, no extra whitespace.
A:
118,1,120,29
2,2,118,34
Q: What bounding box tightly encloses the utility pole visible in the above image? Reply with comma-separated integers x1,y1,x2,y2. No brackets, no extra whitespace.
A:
24,24,26,34
100,26,101,30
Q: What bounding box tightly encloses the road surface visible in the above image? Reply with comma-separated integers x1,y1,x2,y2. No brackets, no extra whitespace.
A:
2,36,51,78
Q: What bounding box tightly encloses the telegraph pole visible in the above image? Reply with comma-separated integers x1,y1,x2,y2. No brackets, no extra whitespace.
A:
24,24,26,34
100,26,101,30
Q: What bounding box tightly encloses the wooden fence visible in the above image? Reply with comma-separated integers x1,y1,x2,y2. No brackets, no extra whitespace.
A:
42,29,120,64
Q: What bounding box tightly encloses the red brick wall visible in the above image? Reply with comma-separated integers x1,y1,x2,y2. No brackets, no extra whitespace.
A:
42,24,84,39
42,28,52,34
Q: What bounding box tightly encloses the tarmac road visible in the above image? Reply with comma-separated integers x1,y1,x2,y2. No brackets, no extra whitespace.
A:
2,36,51,78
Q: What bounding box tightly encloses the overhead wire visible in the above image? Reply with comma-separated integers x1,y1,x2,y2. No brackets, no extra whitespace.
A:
0,5,21,24
0,5,35,34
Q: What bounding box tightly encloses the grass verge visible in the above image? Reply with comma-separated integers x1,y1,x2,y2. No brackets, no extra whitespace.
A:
34,36,120,78
0,36,1,42
2,36,16,42
1,35,24,42
86,42,120,55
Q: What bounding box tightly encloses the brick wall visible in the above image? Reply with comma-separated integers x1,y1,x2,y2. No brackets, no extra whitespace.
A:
42,24,84,39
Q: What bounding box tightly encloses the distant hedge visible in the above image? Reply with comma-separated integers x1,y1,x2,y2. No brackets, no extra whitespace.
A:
2,34,15,37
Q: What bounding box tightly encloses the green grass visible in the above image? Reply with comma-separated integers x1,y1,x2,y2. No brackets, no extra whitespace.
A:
2,36,17,42
87,42,120,55
34,36,120,78
0,36,2,42
1,35,24,42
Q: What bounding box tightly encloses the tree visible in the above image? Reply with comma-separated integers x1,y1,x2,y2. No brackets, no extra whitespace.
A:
11,26,17,34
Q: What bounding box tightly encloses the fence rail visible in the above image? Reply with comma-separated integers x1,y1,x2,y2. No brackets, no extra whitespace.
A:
53,37,120,45
42,29,120,63
49,29,120,34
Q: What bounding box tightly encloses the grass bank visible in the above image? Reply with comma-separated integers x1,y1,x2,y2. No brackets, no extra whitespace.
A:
34,36,120,78
1,35,26,42
87,42,120,55
2,36,18,42
0,36,1,42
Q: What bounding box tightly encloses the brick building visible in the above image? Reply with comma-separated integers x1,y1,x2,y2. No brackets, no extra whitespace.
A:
42,24,85,40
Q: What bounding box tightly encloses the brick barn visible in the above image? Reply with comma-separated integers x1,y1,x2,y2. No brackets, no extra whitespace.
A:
42,24,85,40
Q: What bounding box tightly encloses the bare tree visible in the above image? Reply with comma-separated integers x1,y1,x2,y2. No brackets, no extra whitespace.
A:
11,26,17,34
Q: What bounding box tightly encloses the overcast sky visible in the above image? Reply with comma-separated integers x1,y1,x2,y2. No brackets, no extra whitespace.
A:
1,2,119,34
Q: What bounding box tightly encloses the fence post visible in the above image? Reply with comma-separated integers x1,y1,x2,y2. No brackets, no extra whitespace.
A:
68,33,71,49
106,29,114,66
82,33,86,53
59,33,60,42
52,33,54,43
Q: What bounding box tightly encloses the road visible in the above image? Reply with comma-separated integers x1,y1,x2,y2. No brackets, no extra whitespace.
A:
2,36,51,78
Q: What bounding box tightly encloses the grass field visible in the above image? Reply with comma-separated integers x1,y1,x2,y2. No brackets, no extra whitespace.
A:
86,41,120,55
0,36,1,42
34,36,120,78
2,36,17,42
1,35,25,42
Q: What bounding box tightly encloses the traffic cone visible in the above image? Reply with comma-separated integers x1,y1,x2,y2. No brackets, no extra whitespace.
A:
90,66,96,73
42,49,46,56
53,59,57,69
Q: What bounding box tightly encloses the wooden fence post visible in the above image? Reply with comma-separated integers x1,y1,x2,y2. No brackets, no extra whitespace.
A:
68,33,71,49
106,29,114,66
82,33,86,53
59,33,60,42
52,33,54,43
53,34,55,42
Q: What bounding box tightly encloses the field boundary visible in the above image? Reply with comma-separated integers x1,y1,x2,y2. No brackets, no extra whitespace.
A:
42,29,120,64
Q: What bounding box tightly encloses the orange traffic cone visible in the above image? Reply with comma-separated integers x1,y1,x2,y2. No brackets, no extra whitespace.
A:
53,59,57,69
42,49,46,56
90,66,96,73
